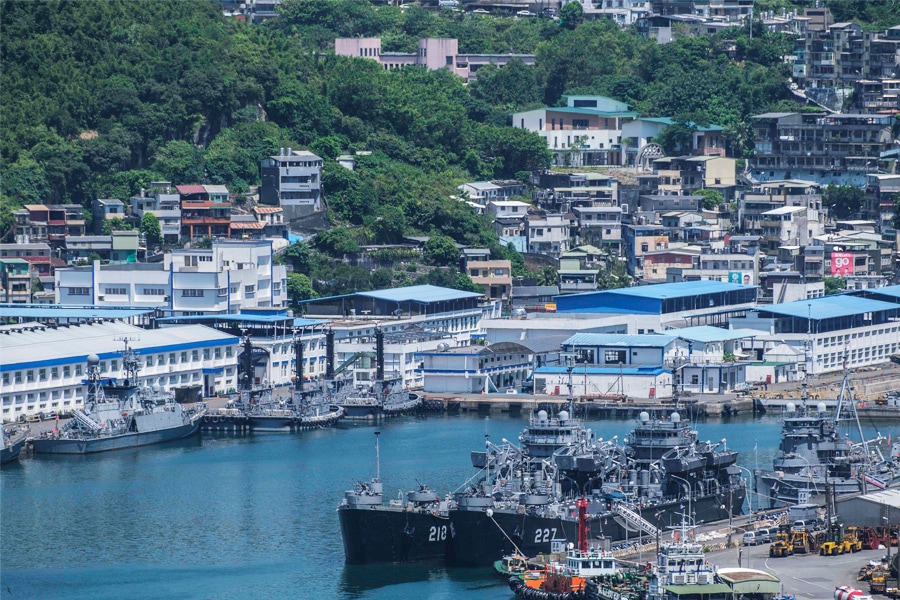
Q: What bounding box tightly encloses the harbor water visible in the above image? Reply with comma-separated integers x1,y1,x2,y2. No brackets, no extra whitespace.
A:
1,409,892,599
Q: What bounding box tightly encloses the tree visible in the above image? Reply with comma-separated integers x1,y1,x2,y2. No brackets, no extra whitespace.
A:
193,235,214,249
282,241,320,275
422,235,459,266
371,205,407,245
141,212,161,247
655,122,697,155
559,1,584,30
101,217,132,234
823,185,865,220
824,276,846,296
695,188,724,211
314,228,360,258
537,265,557,287
151,140,205,184
286,272,317,310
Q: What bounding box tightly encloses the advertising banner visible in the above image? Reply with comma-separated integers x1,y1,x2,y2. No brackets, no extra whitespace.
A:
831,252,854,276
728,271,754,285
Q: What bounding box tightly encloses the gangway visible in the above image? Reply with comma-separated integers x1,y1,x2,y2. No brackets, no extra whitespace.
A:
72,410,103,432
332,351,375,378
614,503,659,538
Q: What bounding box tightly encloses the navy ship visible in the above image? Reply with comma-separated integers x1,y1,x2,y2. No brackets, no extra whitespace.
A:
202,334,344,432
32,344,206,455
447,407,746,566
1,424,28,464
338,432,452,563
755,358,900,508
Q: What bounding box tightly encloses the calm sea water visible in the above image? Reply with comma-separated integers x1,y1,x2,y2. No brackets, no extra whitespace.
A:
2,409,895,599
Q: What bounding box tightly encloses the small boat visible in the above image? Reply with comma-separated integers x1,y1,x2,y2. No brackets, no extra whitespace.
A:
1,424,28,464
31,344,207,455
508,497,621,600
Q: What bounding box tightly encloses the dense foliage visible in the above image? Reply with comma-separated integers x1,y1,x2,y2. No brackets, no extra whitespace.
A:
3,0,894,296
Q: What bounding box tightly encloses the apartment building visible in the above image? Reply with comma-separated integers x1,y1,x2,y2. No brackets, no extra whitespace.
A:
259,148,323,220
177,184,232,240
13,204,86,247
750,111,895,187
55,240,287,315
525,212,570,257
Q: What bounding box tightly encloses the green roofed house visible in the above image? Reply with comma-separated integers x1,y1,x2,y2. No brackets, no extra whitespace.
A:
0,258,32,303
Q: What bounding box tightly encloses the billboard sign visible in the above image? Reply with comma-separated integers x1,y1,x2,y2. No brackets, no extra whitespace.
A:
831,252,854,276
728,271,754,285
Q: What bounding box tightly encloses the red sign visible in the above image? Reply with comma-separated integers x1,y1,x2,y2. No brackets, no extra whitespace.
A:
831,252,853,276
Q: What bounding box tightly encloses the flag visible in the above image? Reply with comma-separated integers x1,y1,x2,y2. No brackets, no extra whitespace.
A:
864,474,887,490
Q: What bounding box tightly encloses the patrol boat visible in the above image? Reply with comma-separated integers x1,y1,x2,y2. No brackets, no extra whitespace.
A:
338,431,452,564
1,424,28,464
32,344,206,454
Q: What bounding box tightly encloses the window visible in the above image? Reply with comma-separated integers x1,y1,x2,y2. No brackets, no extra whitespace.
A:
244,285,255,293
2,373,8,385
182,289,204,297
144,288,166,296
604,350,626,364
572,119,589,129
68,287,90,296
63,366,70,377
218,287,227,297
105,287,127,295
192,350,199,361
39,369,46,381
75,365,83,377
169,353,176,364
51,367,58,379
180,352,188,363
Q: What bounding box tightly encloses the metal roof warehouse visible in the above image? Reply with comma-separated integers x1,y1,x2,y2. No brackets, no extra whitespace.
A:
300,284,483,318
554,281,757,316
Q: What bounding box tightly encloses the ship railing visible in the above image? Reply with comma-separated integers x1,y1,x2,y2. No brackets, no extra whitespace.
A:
343,396,379,406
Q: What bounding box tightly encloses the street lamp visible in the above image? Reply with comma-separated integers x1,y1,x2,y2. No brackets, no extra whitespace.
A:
669,473,693,527
735,465,756,515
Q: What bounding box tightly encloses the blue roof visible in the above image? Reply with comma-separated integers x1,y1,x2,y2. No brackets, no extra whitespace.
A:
665,326,758,343
157,314,324,326
535,366,667,376
862,285,900,299
0,305,156,319
582,281,748,301
760,295,900,320
564,333,677,347
356,285,483,303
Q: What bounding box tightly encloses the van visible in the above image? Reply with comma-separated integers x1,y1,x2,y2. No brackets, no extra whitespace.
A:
438,0,459,6
742,531,760,546
756,528,774,543
793,519,818,532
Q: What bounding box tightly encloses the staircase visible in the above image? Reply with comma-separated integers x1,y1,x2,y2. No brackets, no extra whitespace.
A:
614,503,659,538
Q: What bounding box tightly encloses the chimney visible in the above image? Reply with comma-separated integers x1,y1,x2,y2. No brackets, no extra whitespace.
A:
287,147,292,155
280,147,285,156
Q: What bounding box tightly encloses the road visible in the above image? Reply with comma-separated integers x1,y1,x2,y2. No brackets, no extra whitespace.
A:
707,542,888,597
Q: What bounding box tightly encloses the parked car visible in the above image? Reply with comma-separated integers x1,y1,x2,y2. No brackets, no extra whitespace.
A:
516,10,536,17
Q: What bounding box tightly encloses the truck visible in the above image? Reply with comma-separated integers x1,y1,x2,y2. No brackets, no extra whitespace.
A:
834,585,873,600
841,527,863,554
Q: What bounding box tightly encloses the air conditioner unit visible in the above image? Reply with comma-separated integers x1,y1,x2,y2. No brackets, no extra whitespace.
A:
671,574,686,585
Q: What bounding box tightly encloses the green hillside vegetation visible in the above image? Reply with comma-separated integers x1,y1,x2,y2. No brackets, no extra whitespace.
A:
3,0,886,298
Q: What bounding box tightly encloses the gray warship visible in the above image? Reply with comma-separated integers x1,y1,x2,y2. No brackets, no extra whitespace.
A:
32,343,207,455
1,424,28,464
202,333,344,432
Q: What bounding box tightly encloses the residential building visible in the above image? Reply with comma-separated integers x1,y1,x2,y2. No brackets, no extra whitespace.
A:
666,251,759,285
0,259,32,303
13,204,86,247
56,240,286,315
623,223,670,277
739,180,823,234
64,230,140,265
643,248,700,281
749,111,895,187
466,260,512,302
259,148,323,220
0,320,239,421
525,212,570,257
177,184,232,240
91,198,126,234
621,118,726,166
866,174,900,234
759,206,824,256
0,242,62,283
458,180,526,205
572,206,623,253
334,37,535,82
132,185,182,244
486,200,531,219
852,79,900,114
652,155,736,195
533,172,618,213
512,95,637,167
509,284,559,312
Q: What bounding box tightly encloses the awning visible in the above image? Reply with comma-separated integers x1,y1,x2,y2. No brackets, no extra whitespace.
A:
663,583,732,595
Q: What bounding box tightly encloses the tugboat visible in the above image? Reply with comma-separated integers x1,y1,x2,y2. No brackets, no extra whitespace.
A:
1,424,28,464
32,343,207,455
508,497,623,600
202,334,343,432
755,350,900,508
647,514,727,599
338,431,452,564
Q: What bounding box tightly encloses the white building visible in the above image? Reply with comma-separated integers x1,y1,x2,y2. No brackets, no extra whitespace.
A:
56,240,287,315
0,321,239,422
525,213,570,256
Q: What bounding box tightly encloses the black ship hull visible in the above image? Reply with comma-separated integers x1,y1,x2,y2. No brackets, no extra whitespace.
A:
338,505,452,564
447,490,745,567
